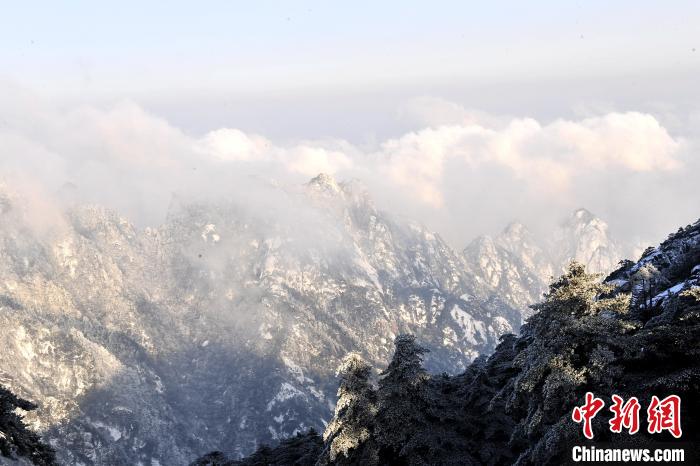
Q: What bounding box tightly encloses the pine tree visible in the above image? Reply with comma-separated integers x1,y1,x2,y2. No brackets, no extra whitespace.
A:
319,353,378,465
505,262,630,463
375,334,432,464
0,384,56,466
630,263,668,312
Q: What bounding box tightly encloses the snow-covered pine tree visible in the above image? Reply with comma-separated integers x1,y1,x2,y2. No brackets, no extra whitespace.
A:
505,261,630,463
319,353,378,465
375,334,432,464
681,287,700,302
0,384,56,465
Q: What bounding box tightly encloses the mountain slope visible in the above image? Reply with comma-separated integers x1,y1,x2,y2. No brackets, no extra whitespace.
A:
0,175,519,464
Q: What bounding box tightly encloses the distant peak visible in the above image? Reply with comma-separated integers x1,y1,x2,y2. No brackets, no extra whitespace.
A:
571,208,595,222
464,234,496,252
502,221,527,237
560,208,604,230
307,173,341,193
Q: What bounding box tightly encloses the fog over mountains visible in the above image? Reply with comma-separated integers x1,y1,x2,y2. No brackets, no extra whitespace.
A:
464,207,642,314
0,174,638,464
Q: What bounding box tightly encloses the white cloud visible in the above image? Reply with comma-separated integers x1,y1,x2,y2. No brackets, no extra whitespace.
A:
283,144,353,177
0,89,693,246
197,128,353,176
197,128,271,162
375,111,681,206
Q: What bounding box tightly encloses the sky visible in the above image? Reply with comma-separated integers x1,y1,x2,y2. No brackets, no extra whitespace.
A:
0,1,698,247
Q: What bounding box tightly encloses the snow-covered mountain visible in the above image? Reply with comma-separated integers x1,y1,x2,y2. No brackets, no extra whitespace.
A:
0,175,520,465
209,218,700,466
464,208,639,314
552,208,626,274
0,174,657,464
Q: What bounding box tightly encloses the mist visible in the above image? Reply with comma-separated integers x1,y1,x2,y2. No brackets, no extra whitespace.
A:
1,84,698,250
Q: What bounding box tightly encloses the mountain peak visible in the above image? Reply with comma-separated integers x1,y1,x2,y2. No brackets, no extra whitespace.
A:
553,208,620,274
562,208,608,234
501,221,527,239
307,173,341,193
570,208,596,223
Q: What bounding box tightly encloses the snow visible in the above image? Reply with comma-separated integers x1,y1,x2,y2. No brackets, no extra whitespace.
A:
352,252,382,290
112,406,132,413
15,326,37,361
266,382,306,411
442,326,457,347
308,385,325,401
55,239,78,277
492,316,513,335
282,356,311,384
449,305,486,345
201,224,221,243
259,323,273,340
651,282,687,306
93,421,122,441
631,248,662,272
